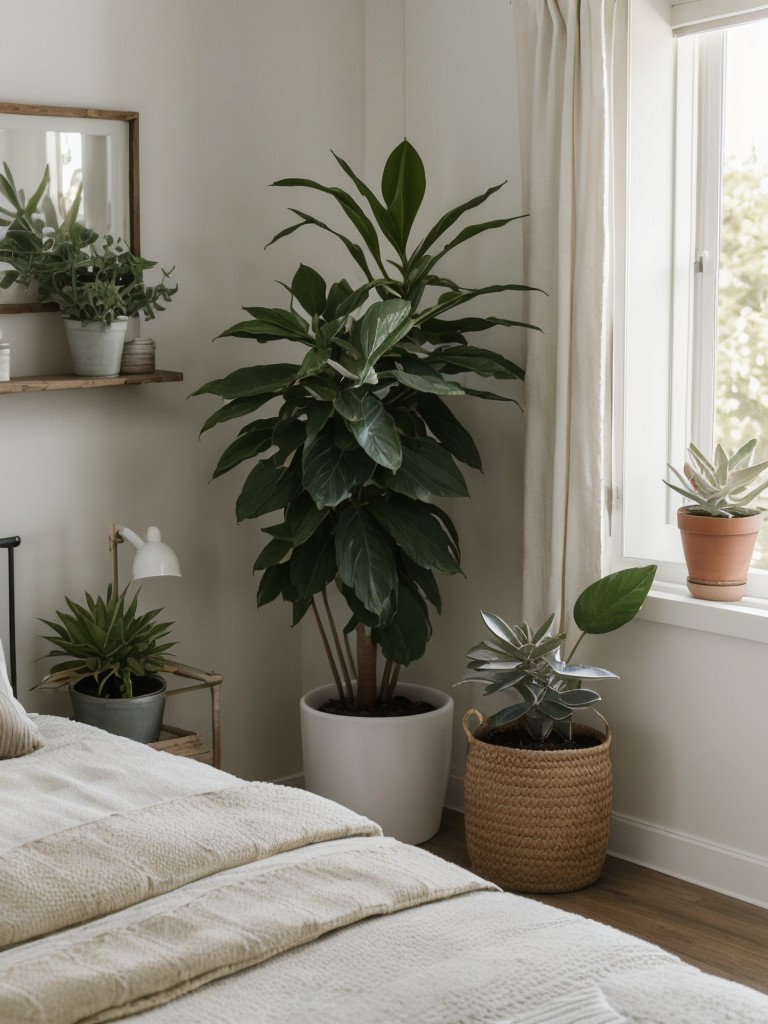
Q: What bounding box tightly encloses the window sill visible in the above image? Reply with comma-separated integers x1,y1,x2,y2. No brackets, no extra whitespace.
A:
639,581,768,644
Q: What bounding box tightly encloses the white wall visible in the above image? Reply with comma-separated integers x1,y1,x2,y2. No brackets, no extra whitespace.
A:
0,0,365,781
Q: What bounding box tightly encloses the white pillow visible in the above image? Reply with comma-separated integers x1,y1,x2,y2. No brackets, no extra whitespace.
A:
0,636,43,758
0,635,13,698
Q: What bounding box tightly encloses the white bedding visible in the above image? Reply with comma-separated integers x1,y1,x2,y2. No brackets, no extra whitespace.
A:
1,716,767,1024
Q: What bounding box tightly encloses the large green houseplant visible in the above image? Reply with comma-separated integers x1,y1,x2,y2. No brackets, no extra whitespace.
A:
196,140,538,715
37,584,176,743
459,565,656,893
665,439,768,600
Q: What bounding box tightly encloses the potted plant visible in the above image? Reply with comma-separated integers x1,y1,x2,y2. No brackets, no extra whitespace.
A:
195,140,539,842
665,440,768,600
0,162,177,376
37,584,176,743
457,564,656,893
0,162,81,304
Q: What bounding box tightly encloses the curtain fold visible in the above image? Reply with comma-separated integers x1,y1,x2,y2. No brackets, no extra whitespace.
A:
515,0,614,633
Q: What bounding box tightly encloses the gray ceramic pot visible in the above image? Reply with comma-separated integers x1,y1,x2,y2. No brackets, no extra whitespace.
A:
69,674,166,743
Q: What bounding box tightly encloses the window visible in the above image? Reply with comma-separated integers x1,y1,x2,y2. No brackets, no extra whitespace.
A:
615,0,768,600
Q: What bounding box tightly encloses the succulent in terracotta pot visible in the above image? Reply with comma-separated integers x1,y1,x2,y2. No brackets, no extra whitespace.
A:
665,440,768,600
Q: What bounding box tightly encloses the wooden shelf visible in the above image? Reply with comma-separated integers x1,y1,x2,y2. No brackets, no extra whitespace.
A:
0,370,183,394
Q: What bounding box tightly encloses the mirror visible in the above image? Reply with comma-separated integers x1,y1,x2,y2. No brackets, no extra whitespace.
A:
0,103,139,313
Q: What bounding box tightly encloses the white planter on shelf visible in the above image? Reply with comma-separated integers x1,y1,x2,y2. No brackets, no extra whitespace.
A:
300,682,454,844
64,317,128,377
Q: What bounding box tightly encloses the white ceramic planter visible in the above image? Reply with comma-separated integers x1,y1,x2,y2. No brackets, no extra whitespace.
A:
300,682,454,844
64,317,128,377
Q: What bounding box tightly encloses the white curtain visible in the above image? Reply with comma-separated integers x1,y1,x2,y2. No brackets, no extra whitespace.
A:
515,0,614,632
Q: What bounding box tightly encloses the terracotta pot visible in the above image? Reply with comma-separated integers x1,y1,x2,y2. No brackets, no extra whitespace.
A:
677,507,763,601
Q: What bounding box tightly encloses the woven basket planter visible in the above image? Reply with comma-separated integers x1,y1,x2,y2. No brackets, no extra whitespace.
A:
462,709,612,894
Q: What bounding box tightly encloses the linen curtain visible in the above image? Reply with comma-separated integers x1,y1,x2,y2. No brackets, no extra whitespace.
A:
515,0,614,633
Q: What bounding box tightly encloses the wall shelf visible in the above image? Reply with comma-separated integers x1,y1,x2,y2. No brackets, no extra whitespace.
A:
0,370,183,394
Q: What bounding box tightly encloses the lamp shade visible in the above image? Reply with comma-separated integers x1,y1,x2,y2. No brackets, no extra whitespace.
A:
123,526,182,581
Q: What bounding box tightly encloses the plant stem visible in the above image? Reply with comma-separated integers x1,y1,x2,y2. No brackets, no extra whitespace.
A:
565,631,586,665
380,658,393,700
385,662,401,702
343,629,357,684
322,587,354,702
311,597,345,702
356,624,378,709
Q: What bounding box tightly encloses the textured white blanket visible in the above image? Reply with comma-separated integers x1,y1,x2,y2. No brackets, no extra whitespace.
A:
2,717,767,1024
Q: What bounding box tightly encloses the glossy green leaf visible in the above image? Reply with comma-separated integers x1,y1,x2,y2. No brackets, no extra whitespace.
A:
268,207,376,280
331,149,400,252
257,563,290,607
355,299,413,374
193,363,299,400
338,393,402,471
291,264,326,317
381,140,426,250
271,177,384,267
236,459,299,522
408,180,507,268
289,520,337,598
368,495,460,574
573,565,657,635
416,394,481,469
253,537,292,571
211,419,276,478
334,506,397,616
428,345,525,380
199,394,274,435
219,308,311,342
388,365,465,396
374,580,431,666
385,437,468,499
301,432,372,506
285,492,329,545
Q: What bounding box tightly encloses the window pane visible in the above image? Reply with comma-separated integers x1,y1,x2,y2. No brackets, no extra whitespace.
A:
716,21,768,567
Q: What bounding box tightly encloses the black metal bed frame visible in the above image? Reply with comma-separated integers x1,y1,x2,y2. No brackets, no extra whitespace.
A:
1,536,20,697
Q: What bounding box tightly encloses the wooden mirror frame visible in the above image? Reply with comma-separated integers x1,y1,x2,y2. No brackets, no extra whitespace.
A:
0,102,140,314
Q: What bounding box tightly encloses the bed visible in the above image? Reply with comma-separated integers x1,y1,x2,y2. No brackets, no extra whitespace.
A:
2,695,768,1024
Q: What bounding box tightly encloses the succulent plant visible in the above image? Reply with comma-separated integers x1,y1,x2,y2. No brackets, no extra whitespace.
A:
459,566,656,742
39,585,176,698
665,440,768,517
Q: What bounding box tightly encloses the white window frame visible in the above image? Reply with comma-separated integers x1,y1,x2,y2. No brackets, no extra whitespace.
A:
612,0,768,636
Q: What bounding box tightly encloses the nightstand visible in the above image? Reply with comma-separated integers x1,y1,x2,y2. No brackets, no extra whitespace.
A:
149,663,222,768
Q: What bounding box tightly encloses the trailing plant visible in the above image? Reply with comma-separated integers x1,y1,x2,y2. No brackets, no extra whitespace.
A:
665,439,768,518
458,566,656,742
38,585,176,699
195,140,540,711
31,224,177,325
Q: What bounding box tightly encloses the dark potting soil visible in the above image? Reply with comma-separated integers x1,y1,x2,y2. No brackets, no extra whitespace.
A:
74,675,164,699
318,695,437,718
482,730,602,751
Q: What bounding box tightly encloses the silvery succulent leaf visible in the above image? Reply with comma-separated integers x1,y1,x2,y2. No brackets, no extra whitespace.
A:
544,652,619,680
488,698,533,728
480,610,518,645
538,699,572,721
465,643,519,661
554,688,602,707
532,612,556,643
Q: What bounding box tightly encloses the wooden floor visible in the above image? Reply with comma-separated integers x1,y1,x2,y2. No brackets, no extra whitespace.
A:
420,809,768,996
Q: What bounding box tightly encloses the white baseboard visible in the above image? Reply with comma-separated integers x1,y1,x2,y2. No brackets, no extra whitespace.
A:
445,771,465,813
609,812,768,909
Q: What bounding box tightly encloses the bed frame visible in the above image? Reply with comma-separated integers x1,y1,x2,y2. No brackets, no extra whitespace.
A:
0,536,20,697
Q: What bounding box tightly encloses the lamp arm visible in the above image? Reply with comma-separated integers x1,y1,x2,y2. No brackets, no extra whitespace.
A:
109,523,144,593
